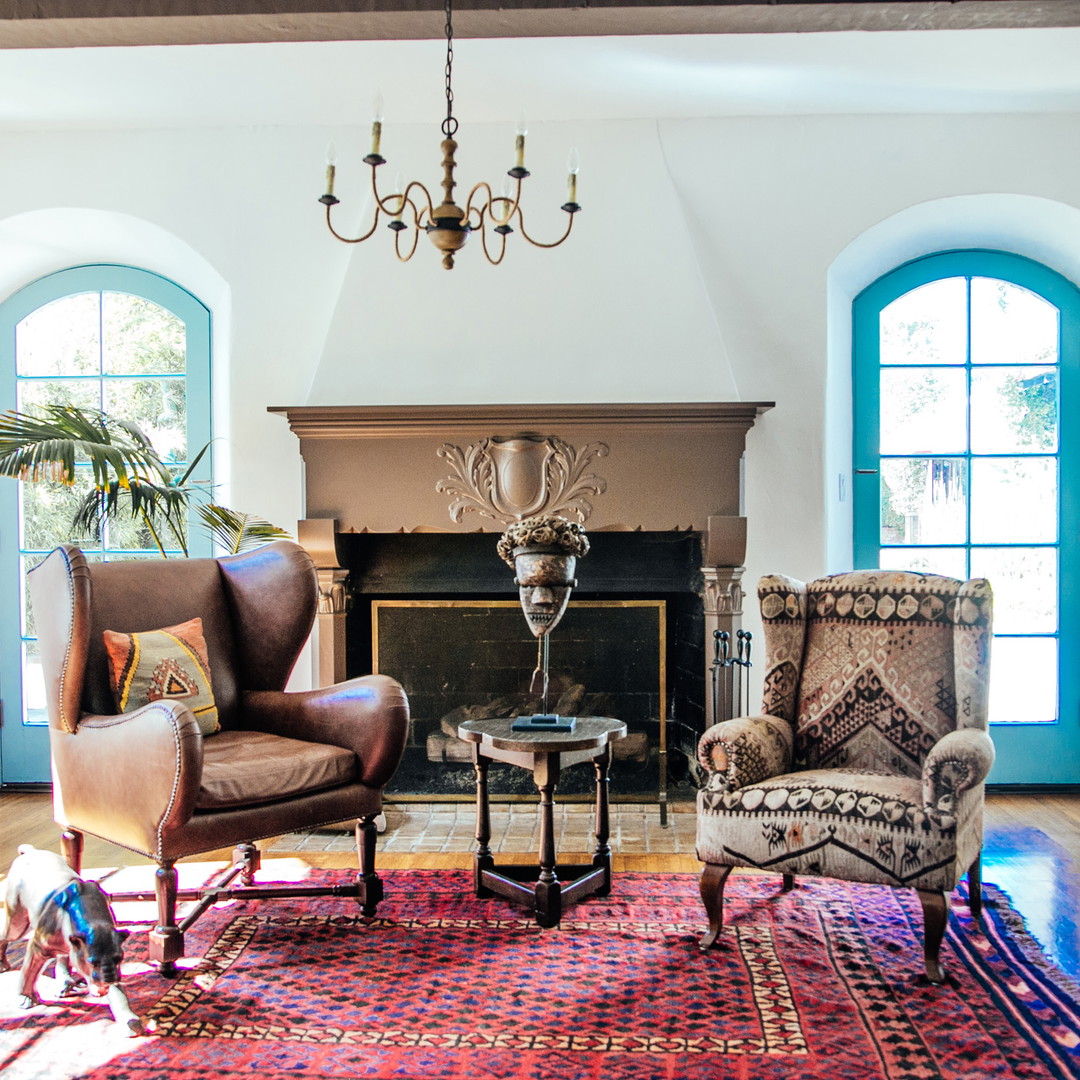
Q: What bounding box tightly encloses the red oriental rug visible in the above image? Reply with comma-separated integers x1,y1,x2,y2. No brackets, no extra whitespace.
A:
1,869,1078,1080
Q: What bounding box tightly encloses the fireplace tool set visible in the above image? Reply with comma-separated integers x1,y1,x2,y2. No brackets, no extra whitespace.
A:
711,629,753,725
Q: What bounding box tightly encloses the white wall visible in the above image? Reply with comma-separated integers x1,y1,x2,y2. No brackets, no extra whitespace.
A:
1,110,1079,663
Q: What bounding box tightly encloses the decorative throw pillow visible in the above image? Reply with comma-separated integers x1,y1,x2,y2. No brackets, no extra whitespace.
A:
103,617,220,736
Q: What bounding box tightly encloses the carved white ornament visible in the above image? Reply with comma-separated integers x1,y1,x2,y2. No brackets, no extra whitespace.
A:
436,434,608,524
702,566,745,616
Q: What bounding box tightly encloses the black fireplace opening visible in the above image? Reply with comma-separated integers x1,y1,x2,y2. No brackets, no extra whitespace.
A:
339,530,705,802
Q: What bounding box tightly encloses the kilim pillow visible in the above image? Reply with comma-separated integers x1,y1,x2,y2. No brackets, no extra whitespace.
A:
102,617,220,736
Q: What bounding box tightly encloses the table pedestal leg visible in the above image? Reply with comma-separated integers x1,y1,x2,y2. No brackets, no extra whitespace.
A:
592,744,613,896
472,748,493,897
534,753,562,928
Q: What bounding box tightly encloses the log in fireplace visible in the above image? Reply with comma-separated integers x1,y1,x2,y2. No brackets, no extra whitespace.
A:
271,402,773,811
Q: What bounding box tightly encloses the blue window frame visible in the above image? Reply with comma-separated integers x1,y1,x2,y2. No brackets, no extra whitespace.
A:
853,249,1080,783
0,265,212,783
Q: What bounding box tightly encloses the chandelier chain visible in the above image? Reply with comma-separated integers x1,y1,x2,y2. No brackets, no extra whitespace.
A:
442,0,458,137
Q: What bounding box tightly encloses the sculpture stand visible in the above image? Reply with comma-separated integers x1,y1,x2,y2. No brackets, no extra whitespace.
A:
512,636,576,732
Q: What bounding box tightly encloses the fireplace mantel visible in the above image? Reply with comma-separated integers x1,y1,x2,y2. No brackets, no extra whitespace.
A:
269,401,773,538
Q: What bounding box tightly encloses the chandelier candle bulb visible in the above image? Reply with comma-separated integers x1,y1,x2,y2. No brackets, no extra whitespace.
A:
324,141,338,196
508,107,528,177
366,92,386,164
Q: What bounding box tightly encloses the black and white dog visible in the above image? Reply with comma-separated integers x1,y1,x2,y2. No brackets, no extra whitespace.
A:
0,845,143,1035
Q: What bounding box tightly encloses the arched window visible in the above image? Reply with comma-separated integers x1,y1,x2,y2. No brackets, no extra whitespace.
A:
853,250,1080,783
0,265,211,783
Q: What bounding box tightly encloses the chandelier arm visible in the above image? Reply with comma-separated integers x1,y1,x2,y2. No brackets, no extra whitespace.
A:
393,222,422,262
389,193,427,230
462,180,519,229
400,180,437,225
516,211,576,250
497,176,524,226
463,181,492,229
324,201,381,244
479,222,509,266
376,190,405,216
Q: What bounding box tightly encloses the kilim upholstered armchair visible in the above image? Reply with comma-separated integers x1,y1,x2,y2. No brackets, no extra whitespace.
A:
696,571,994,984
29,540,409,976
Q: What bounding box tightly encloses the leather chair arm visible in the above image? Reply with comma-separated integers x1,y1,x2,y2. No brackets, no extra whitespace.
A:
243,674,409,791
921,728,996,813
697,715,793,792
51,701,204,857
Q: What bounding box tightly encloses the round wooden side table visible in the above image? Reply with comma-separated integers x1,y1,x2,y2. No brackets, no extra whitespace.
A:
457,715,627,928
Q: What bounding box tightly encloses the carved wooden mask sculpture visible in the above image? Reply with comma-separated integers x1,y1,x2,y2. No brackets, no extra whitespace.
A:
497,515,590,638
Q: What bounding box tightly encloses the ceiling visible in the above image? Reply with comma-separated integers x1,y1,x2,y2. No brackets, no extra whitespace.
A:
0,4,1078,131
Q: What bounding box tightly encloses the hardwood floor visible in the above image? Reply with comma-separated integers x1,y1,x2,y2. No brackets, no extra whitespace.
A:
1,790,1077,979
982,792,1080,979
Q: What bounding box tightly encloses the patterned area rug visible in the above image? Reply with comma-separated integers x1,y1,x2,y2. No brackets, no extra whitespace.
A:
1,870,1078,1079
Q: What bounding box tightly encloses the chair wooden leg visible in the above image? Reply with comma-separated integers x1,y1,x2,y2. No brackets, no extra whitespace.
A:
356,815,384,918
917,888,949,985
233,842,260,887
60,829,83,874
781,873,796,892
699,864,734,951
967,853,983,919
148,862,184,978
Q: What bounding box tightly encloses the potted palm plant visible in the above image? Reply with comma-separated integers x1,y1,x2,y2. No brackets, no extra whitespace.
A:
0,403,289,556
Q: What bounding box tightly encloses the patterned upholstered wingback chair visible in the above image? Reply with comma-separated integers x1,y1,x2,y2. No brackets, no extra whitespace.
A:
696,571,994,984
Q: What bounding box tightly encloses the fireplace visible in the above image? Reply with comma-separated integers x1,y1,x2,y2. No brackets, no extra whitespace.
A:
271,402,773,807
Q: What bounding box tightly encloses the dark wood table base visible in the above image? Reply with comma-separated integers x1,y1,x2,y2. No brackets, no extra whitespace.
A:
460,716,626,928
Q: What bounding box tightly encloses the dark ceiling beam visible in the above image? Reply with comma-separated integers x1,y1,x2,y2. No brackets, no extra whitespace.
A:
0,2,1077,47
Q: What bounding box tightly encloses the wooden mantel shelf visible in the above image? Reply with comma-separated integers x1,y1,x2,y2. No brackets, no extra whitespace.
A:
268,402,774,439
271,399,773,543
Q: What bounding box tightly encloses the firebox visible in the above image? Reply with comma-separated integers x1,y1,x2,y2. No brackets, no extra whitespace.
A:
372,599,665,800
338,527,705,808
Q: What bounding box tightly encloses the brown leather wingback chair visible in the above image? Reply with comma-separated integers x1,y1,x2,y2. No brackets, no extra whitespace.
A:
29,540,409,975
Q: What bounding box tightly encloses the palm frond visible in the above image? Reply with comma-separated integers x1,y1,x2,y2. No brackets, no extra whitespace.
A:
0,405,170,488
196,503,291,554
72,479,192,556
173,440,213,487
2,404,283,561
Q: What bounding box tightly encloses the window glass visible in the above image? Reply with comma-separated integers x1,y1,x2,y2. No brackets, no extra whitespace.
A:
3,267,211,756
970,278,1058,367
855,255,1068,732
880,278,967,366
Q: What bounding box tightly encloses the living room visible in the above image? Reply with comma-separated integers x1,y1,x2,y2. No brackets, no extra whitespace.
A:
1,3,1079,1078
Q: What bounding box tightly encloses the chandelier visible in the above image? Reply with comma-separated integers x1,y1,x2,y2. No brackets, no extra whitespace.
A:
318,0,581,269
